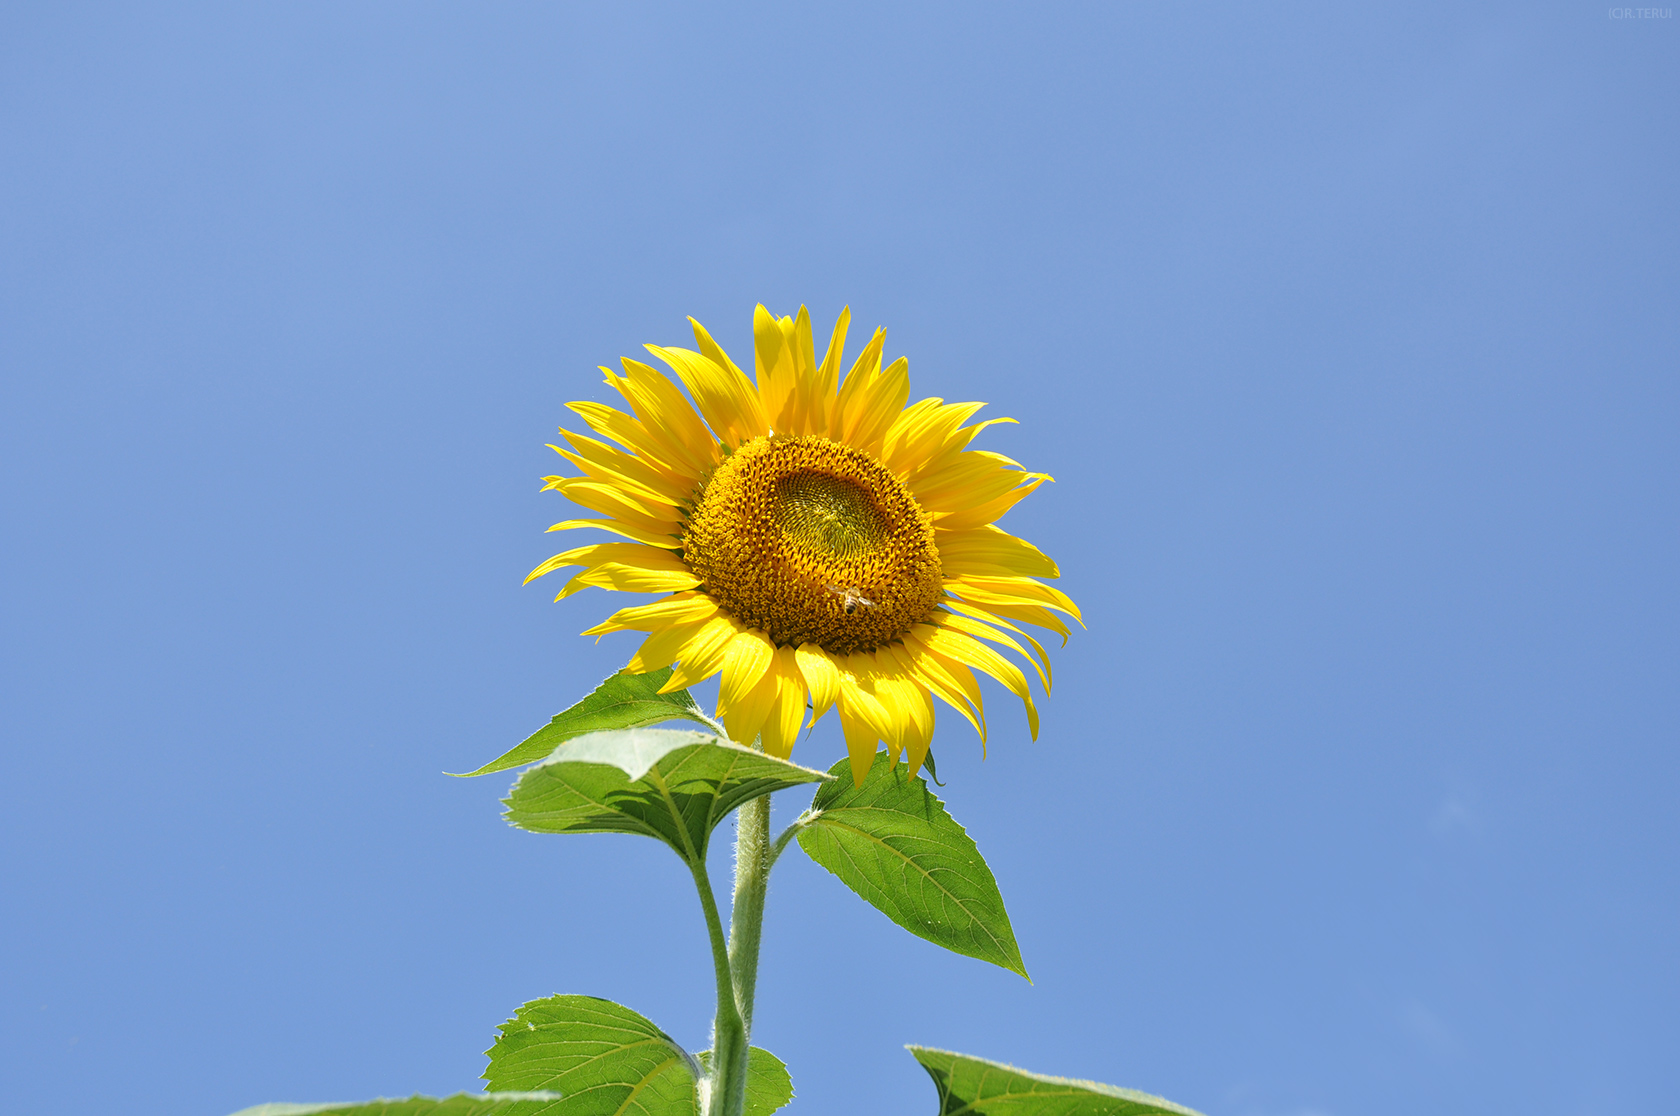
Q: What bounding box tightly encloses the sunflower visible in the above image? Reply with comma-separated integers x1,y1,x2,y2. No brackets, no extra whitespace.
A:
527,305,1080,784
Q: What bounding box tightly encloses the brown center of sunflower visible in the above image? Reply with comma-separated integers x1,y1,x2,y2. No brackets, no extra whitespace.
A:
682,435,944,653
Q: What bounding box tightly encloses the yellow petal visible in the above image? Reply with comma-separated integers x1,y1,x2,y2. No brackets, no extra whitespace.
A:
524,542,637,585
558,562,699,601
945,574,1084,625
795,643,840,728
549,478,683,535
931,474,1050,531
945,597,1071,643
533,543,695,600
901,627,989,750
782,306,822,437
544,518,681,549
910,450,1027,512
663,614,742,691
895,678,935,778
605,358,719,476
688,318,771,439
878,640,970,743
940,599,1054,690
919,625,1039,739
582,592,717,636
837,654,894,784
934,609,1050,693
550,431,690,505
625,616,711,675
837,696,883,786
754,304,800,435
566,401,696,484
881,399,984,477
545,451,678,511
809,306,850,437
648,342,766,449
758,646,807,759
936,523,1060,580
867,648,931,769
845,355,910,457
725,664,783,753
832,327,885,443
719,631,778,747
917,415,1020,471
856,652,908,750
791,307,817,384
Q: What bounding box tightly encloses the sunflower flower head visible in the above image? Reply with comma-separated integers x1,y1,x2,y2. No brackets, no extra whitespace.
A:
528,305,1081,785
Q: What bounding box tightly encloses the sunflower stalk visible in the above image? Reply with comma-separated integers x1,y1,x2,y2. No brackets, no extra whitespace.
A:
728,793,772,1034
709,791,772,1116
690,853,747,1116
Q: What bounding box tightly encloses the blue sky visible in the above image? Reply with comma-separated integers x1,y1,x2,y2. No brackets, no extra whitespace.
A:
2,4,1675,1115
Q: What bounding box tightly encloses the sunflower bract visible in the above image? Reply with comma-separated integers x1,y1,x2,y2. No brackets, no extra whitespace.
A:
530,304,1081,785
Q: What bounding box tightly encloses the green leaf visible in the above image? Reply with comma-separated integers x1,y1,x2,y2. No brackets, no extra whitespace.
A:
226,1095,562,1116
695,1048,795,1116
907,1047,1207,1116
483,995,698,1115
456,668,713,778
505,729,828,865
480,995,794,1116
795,750,1027,979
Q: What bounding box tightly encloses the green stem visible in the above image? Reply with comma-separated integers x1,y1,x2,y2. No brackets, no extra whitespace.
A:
701,792,774,1116
728,794,773,1037
689,858,746,1116
769,811,814,868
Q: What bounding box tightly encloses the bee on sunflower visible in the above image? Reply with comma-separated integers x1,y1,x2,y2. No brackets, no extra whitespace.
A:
527,305,1080,785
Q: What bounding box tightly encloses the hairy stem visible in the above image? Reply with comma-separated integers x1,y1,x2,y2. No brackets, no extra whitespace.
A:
701,792,776,1116
690,858,746,1116
728,794,773,1037
704,791,777,1116
769,810,815,868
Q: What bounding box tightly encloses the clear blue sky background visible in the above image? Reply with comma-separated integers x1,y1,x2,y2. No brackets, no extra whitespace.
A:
2,5,1675,1115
